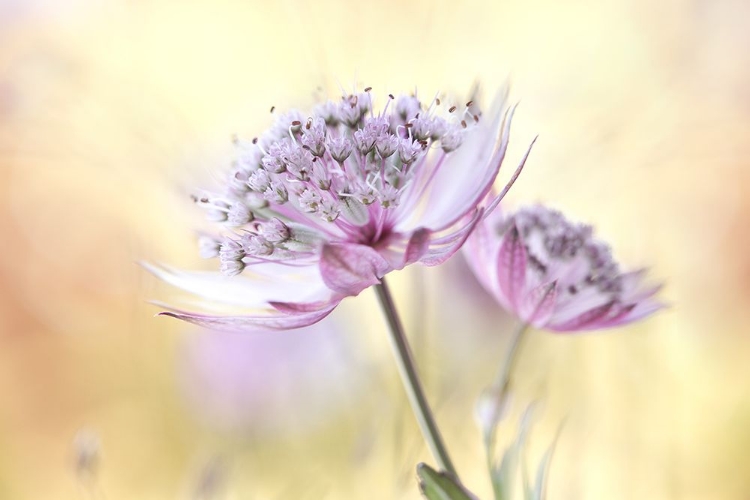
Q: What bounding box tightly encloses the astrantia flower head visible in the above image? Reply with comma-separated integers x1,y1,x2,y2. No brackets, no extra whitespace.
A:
464,204,663,331
148,87,533,331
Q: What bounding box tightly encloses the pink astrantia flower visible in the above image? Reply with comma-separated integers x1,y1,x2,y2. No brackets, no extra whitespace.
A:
147,88,533,331
463,204,663,331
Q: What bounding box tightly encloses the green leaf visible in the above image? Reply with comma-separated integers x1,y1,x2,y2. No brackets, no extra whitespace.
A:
416,463,479,500
532,422,564,500
531,447,554,500
492,403,537,500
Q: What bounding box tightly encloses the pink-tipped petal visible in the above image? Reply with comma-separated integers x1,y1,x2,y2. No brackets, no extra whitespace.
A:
482,136,537,217
595,300,665,329
619,270,664,303
497,225,528,310
269,297,344,314
419,209,484,266
319,243,391,296
403,228,432,266
548,301,617,332
157,300,339,331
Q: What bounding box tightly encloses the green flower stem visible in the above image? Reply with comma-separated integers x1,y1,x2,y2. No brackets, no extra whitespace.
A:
374,278,458,477
485,321,530,456
493,322,530,394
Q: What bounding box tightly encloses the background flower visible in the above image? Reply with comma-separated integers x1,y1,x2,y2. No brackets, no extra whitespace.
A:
464,204,663,332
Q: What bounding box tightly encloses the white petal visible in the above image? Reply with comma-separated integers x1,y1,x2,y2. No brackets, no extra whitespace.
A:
142,262,330,308
400,93,510,231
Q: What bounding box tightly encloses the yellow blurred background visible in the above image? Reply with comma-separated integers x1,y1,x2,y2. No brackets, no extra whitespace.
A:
1,0,749,498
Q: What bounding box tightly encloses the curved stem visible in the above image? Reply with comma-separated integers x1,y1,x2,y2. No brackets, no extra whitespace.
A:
493,322,530,394
373,278,457,477
485,321,530,457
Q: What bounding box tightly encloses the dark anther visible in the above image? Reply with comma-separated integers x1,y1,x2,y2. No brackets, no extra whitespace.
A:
270,106,275,113
404,123,413,128
473,114,479,122
461,120,467,128
291,120,301,126
466,100,474,107
435,98,441,105
306,118,312,129
388,93,395,99
364,86,372,92
200,197,209,203
449,106,457,113
252,137,258,144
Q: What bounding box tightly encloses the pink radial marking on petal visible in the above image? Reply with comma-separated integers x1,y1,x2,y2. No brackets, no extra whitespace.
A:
497,224,528,311
523,281,558,327
319,243,392,296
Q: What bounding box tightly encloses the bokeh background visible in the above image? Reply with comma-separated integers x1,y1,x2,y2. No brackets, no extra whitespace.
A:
1,0,749,498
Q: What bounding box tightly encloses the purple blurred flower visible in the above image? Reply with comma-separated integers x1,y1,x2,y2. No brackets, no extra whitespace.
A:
148,88,533,331
178,318,363,434
463,204,663,331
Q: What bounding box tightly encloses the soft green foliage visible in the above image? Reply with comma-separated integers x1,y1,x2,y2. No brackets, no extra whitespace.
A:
487,404,561,500
491,404,536,500
417,463,478,500
530,444,555,500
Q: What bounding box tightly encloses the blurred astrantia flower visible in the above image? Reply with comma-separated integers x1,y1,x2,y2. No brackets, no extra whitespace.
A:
464,204,664,331
178,318,363,435
147,87,533,330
